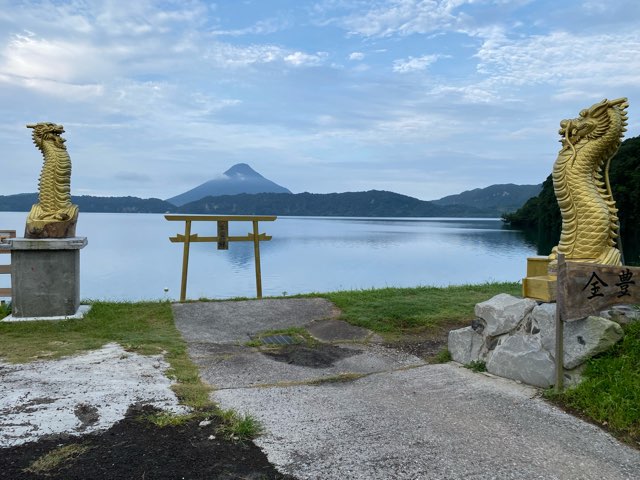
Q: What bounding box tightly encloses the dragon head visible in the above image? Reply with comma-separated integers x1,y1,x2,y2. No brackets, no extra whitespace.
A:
26,122,66,150
558,97,628,149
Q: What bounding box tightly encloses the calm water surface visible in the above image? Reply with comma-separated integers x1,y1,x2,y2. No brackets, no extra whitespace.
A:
1,213,536,301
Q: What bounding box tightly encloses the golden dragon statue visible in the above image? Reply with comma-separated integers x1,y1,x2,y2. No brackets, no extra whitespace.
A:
550,97,628,266
25,122,79,238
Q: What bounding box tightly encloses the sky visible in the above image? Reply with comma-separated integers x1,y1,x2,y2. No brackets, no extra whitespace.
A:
1,0,639,201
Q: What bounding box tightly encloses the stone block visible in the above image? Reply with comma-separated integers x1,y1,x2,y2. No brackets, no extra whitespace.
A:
530,302,557,353
563,316,623,369
530,303,623,369
486,334,556,388
474,294,537,336
9,237,87,318
600,305,640,325
448,327,483,365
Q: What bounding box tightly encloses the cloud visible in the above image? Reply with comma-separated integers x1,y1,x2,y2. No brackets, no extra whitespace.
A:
392,54,441,73
474,29,640,89
334,0,470,37
0,32,110,84
205,43,283,67
113,172,152,183
204,43,329,69
284,51,328,66
348,51,365,60
210,17,289,36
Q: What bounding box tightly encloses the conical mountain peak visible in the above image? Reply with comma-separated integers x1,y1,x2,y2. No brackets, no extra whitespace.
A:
166,163,291,206
224,163,263,178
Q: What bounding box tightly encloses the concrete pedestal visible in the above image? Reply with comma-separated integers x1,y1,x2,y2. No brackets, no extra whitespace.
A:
7,237,87,318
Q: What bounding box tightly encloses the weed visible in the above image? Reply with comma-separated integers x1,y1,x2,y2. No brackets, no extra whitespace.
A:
25,443,91,474
305,373,366,385
465,360,487,372
0,300,10,318
433,348,452,363
244,327,312,347
217,409,264,442
140,408,219,427
141,411,197,427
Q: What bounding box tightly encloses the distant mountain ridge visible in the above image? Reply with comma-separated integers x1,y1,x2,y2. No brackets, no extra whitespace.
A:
166,163,291,206
175,190,490,217
0,168,539,217
0,193,174,214
433,183,542,213
0,190,490,217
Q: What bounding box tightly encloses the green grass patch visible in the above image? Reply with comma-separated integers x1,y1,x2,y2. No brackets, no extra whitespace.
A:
216,409,265,442
465,360,487,372
0,301,211,409
305,372,367,385
25,443,92,474
319,282,521,335
139,408,221,428
244,327,314,347
433,348,452,363
0,301,10,318
140,411,201,428
545,320,640,445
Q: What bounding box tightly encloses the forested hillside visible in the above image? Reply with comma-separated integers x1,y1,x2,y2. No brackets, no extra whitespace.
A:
0,193,174,214
176,190,488,217
0,190,491,217
433,183,541,213
503,135,640,264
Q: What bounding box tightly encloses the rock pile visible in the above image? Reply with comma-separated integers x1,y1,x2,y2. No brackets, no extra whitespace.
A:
447,294,637,388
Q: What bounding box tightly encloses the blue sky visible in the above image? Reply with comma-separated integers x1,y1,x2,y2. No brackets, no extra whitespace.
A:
1,0,639,201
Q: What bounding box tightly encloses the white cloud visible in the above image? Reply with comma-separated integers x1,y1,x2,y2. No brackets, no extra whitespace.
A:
349,51,365,60
428,84,498,104
205,43,283,67
284,51,328,66
211,17,289,36
392,54,441,73
0,32,111,84
339,0,471,37
205,43,328,68
475,29,640,88
0,1,211,97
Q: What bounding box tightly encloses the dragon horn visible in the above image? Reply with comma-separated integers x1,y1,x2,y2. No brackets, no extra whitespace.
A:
26,124,36,128
609,97,628,106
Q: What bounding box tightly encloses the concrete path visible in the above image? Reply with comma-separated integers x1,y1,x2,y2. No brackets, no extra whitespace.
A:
172,299,640,480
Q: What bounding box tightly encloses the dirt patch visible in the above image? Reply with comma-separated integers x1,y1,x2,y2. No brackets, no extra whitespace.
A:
383,320,468,361
73,404,99,431
263,344,360,368
384,338,447,360
0,405,293,480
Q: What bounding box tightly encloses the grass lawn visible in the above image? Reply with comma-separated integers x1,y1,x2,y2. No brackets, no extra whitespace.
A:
546,320,640,447
318,282,522,336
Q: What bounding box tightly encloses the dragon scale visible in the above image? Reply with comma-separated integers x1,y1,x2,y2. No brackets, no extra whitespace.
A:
551,98,628,265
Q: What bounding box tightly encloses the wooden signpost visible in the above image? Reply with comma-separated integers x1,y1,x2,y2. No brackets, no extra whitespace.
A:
165,215,276,302
555,254,640,391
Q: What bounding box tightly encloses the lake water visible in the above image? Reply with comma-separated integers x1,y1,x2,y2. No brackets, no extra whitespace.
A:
1,212,536,301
